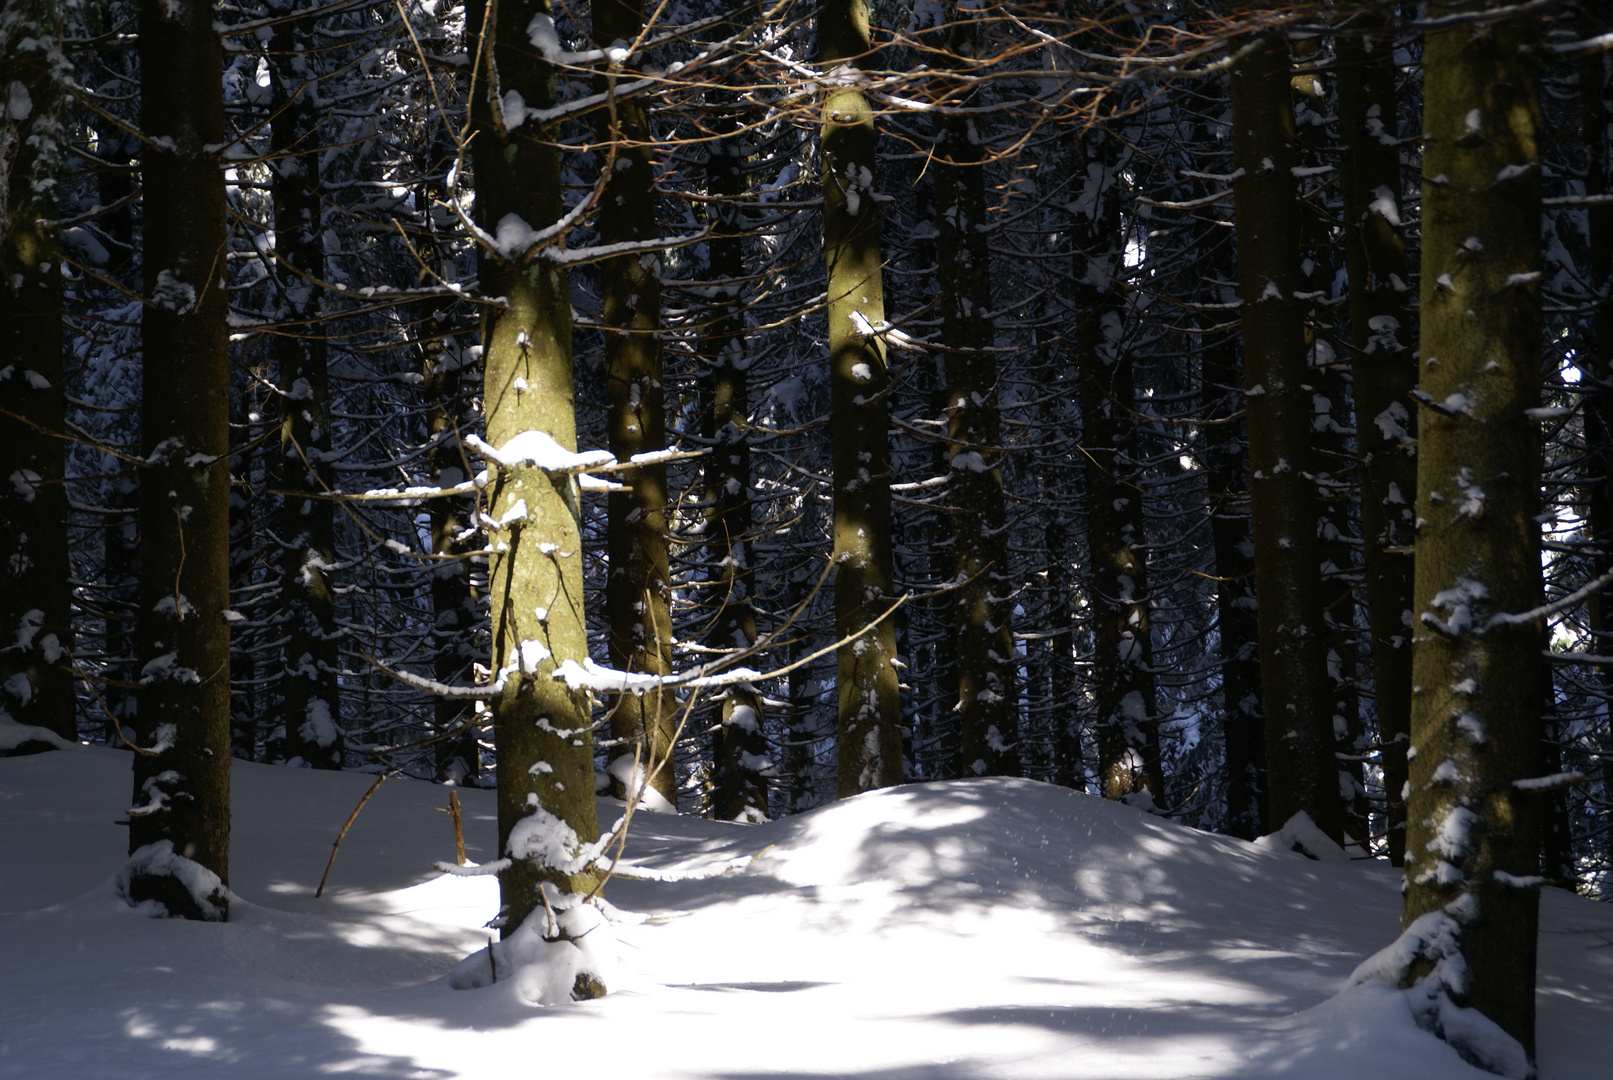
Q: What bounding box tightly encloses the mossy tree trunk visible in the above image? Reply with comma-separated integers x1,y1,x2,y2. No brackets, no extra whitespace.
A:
1337,20,1417,866
270,4,342,770
595,0,677,810
822,0,901,797
0,3,73,743
1402,4,1546,1059
468,0,602,959
1229,35,1342,841
127,0,232,919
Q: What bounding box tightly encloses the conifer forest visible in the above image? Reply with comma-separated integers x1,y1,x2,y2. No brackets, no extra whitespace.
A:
2,1,1612,1074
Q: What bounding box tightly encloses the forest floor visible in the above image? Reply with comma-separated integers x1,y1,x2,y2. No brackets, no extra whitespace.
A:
1,745,1608,1079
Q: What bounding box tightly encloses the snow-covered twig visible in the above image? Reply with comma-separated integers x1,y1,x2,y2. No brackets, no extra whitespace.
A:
1513,772,1589,794
1486,562,1613,632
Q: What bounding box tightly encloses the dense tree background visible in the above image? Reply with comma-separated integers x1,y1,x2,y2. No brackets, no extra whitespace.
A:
2,0,1610,1062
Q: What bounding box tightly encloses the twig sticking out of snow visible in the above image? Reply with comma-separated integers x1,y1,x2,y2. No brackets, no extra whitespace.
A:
316,771,397,898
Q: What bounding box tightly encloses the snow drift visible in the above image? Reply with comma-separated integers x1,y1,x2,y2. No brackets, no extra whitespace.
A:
0,746,1608,1079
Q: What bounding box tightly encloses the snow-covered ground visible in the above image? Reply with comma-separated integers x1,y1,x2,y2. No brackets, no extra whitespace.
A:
1,744,1608,1079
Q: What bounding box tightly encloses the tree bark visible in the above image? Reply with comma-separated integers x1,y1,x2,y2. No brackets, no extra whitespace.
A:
270,5,342,770
595,0,677,810
1337,21,1417,866
702,62,770,822
1401,4,1546,1059
1203,324,1268,838
468,0,603,968
821,0,901,796
1070,132,1163,803
127,0,232,919
1576,3,1613,895
936,8,1016,780
0,3,73,744
1229,35,1342,841
1291,55,1366,848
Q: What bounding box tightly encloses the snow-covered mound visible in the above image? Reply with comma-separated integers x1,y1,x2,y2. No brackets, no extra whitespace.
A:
0,746,1608,1079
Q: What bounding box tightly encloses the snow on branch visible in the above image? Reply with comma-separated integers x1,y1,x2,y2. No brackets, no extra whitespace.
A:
1486,562,1613,632
1512,771,1589,794
465,431,704,476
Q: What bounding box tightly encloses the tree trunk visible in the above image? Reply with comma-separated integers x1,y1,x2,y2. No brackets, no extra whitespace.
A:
0,4,73,744
425,330,481,781
1203,324,1267,838
96,133,141,748
1071,133,1163,804
468,0,603,968
270,6,342,770
821,0,901,796
1577,3,1613,895
1229,36,1342,841
1337,21,1417,866
1291,55,1366,848
127,0,232,919
1400,5,1546,1060
702,69,770,822
936,13,1016,779
595,0,677,810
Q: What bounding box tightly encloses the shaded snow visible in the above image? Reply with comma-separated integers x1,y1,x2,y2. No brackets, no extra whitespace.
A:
0,749,1608,1078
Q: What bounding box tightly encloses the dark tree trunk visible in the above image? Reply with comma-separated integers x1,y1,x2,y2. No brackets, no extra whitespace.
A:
127,0,233,919
270,6,342,770
936,14,1016,780
1337,21,1417,866
596,0,677,810
0,3,73,744
702,66,770,822
1229,36,1342,841
1577,2,1613,892
1202,325,1267,838
1070,131,1163,804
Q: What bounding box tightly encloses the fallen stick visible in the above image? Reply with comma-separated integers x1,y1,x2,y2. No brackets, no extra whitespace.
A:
316,772,391,898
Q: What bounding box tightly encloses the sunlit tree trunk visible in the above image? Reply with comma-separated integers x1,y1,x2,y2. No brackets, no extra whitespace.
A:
1401,4,1546,1060
0,3,72,743
822,0,901,796
127,0,232,919
468,0,602,975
